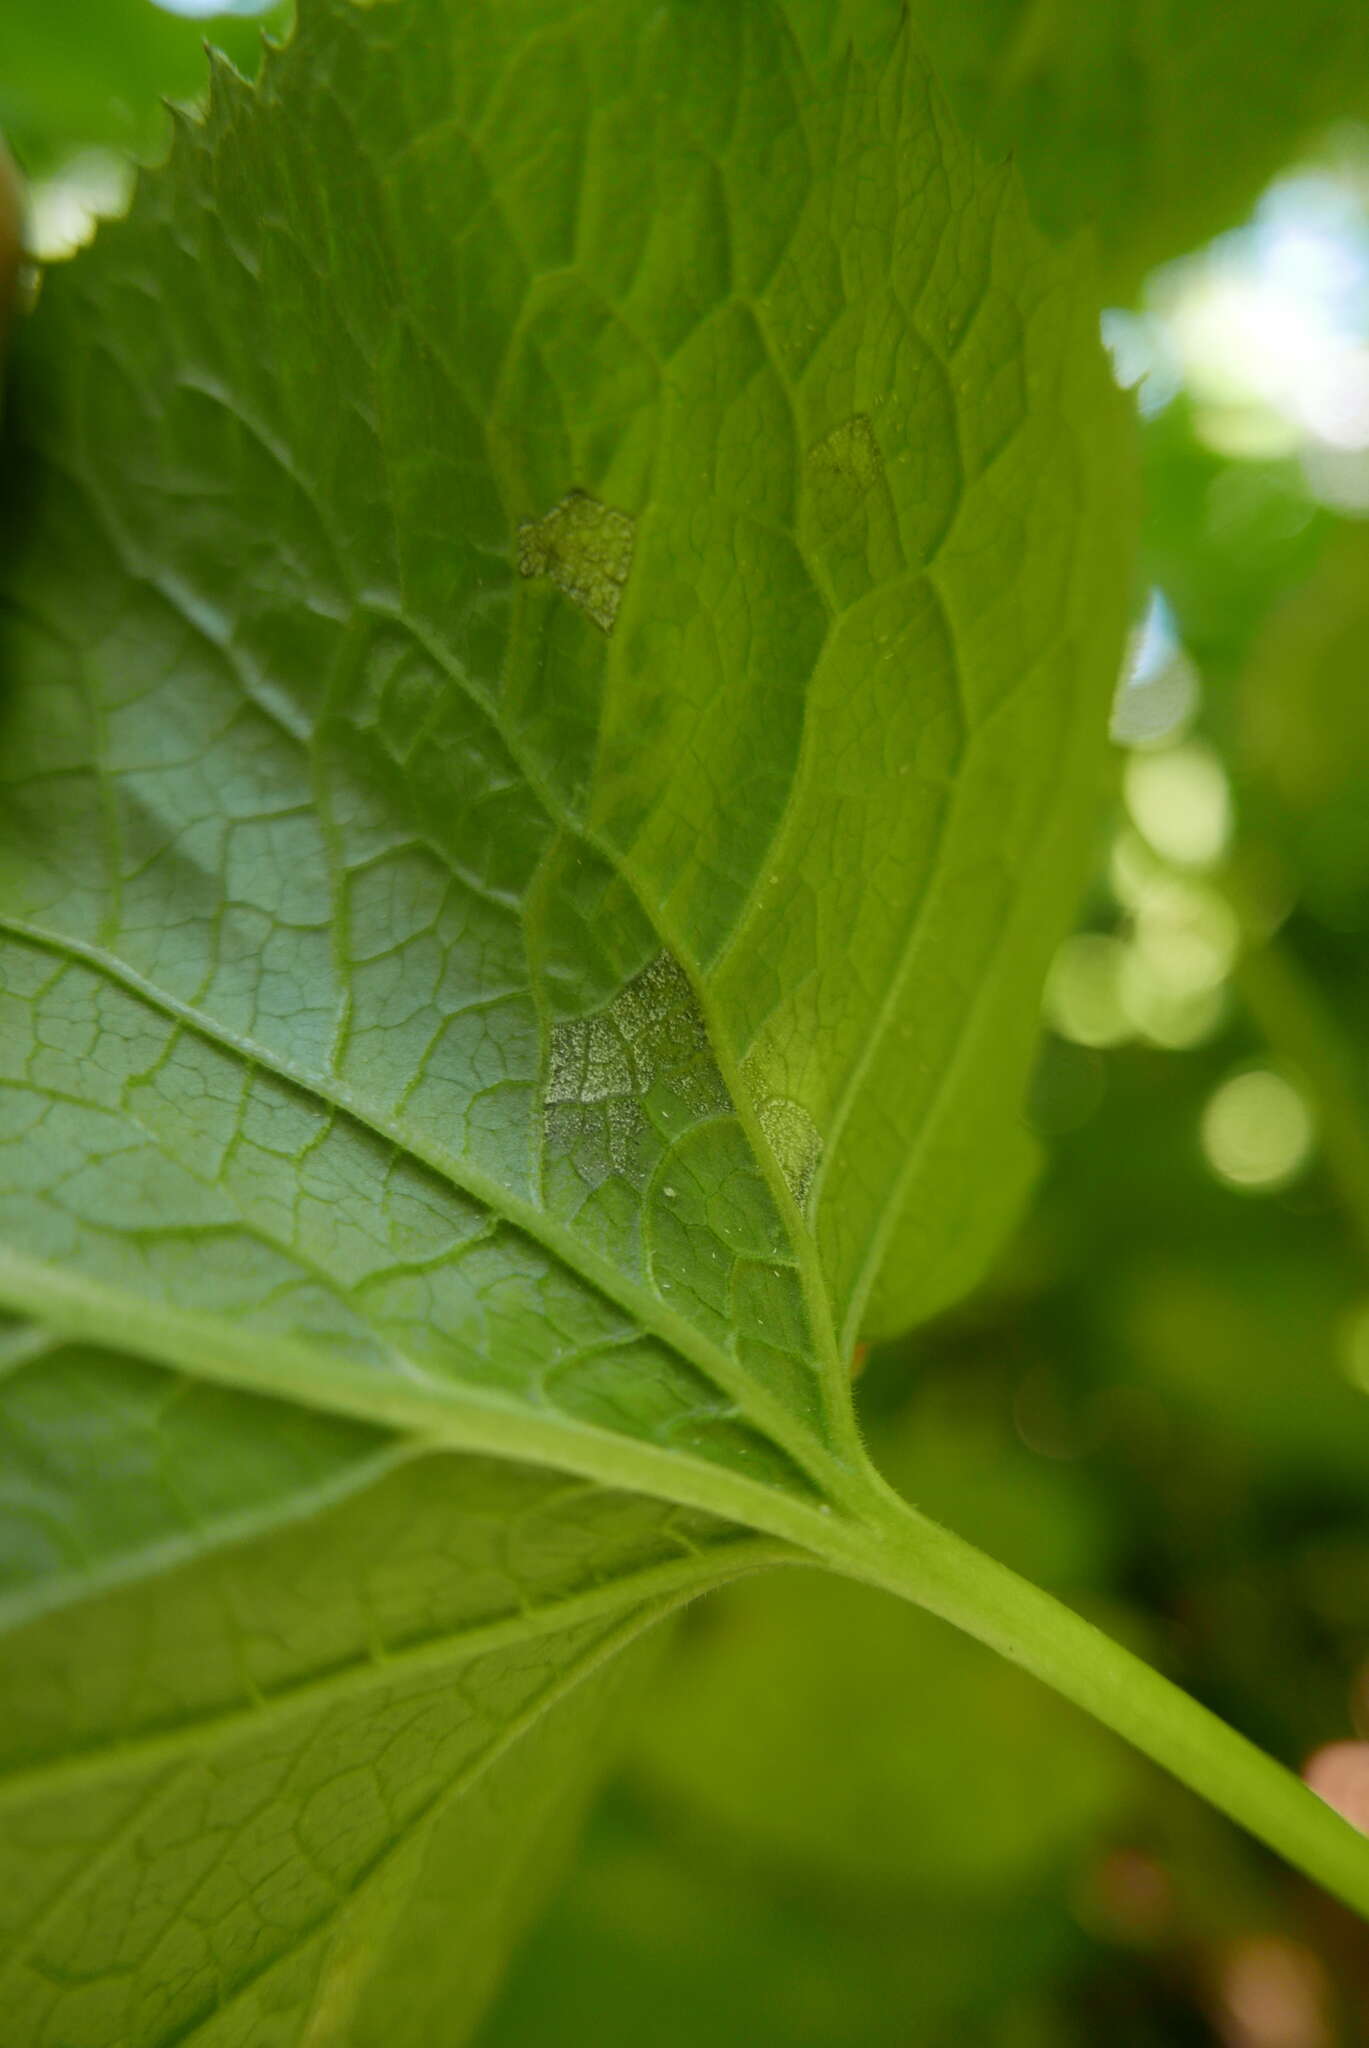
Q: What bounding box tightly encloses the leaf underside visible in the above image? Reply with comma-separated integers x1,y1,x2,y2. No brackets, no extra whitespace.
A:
0,0,1132,2039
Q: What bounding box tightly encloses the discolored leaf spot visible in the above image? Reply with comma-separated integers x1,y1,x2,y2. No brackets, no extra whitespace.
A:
544,953,729,1189
517,490,636,633
754,1095,823,1209
806,413,883,533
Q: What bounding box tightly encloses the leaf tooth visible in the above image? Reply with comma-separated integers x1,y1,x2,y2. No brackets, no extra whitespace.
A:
202,39,250,112
160,94,202,142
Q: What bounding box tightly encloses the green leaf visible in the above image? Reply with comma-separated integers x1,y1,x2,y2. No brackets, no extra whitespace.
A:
913,2,1369,294
0,1326,766,2043
0,0,1133,2034
0,0,1131,1435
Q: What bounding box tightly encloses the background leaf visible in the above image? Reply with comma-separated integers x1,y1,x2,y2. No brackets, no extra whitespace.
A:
913,1,1369,297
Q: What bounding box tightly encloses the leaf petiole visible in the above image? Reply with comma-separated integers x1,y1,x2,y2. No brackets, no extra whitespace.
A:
797,1470,1369,1920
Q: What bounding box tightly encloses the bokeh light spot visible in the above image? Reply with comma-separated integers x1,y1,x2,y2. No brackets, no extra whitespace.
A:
1111,591,1201,749
25,150,133,261
1200,1069,1314,1190
148,0,277,17
1216,1934,1332,2048
1124,741,1233,870
1303,1741,1369,1835
1130,150,1369,510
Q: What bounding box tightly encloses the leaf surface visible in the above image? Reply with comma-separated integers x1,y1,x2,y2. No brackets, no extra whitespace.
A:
0,1325,763,2044
0,0,1130,1445
0,0,1133,2037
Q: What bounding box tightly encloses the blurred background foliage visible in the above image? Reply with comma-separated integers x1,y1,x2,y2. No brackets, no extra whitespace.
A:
7,3,1369,2043
913,3,1369,298
0,0,285,183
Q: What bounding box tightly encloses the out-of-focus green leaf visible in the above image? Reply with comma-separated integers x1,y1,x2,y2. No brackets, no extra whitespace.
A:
476,1789,1083,2048
1142,407,1327,683
626,1386,1131,1900
0,138,18,338
913,3,1369,294
1118,1255,1369,1488
1238,526,1369,934
870,1376,1117,1590
631,1568,1130,1896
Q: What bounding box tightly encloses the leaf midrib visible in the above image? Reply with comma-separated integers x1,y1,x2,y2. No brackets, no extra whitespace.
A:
0,1237,872,1554
17,316,872,1471
382,604,863,1454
